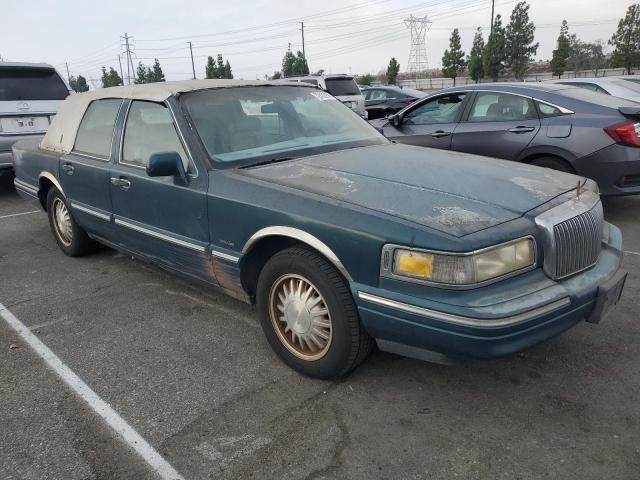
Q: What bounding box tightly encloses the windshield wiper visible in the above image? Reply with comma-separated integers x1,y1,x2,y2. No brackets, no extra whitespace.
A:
239,156,294,169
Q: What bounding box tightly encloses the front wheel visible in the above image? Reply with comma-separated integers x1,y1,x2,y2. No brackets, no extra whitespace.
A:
256,247,373,379
46,187,98,257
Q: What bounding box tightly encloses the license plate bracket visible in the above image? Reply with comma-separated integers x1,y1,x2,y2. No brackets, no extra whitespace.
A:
587,269,627,324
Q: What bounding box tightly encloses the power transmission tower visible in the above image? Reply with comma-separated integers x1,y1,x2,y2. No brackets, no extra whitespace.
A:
120,33,136,85
404,15,431,79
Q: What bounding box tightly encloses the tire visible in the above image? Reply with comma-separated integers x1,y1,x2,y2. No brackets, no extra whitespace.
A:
46,187,98,257
256,247,373,379
529,156,574,173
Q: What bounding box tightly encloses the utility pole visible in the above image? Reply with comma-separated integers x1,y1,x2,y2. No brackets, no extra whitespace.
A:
300,22,307,71
121,32,135,85
188,41,196,79
117,54,124,83
490,0,495,35
65,62,71,83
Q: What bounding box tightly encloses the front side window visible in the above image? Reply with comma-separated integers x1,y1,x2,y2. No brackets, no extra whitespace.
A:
181,86,385,166
122,101,188,169
404,93,466,125
74,99,122,159
467,92,536,122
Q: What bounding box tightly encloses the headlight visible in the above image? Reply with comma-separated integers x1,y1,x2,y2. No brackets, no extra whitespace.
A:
382,237,536,287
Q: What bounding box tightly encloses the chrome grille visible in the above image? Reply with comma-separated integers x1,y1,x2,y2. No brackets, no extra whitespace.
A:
552,202,603,279
534,190,604,281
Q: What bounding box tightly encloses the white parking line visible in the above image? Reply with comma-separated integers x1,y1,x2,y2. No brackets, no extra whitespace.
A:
0,303,185,480
0,210,39,219
625,250,640,257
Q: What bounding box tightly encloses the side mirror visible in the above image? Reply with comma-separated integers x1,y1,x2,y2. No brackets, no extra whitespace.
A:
147,151,188,185
390,113,403,127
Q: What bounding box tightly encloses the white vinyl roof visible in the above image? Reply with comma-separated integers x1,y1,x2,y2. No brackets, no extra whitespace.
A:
40,79,304,153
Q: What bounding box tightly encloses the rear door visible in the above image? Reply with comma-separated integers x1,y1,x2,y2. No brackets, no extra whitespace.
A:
382,92,468,149
451,91,540,160
59,98,123,239
109,99,214,283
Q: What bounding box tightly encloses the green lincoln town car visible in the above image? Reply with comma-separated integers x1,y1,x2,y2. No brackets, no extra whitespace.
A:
12,80,627,378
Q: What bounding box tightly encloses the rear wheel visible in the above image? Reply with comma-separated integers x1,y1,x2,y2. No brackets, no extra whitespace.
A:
256,247,373,379
46,187,98,257
529,156,574,173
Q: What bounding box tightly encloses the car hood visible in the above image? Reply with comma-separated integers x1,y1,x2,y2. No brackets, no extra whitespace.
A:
238,143,581,237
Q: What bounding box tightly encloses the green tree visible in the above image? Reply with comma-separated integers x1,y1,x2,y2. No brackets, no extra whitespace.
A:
589,40,607,75
224,60,233,79
205,56,216,79
281,49,308,77
386,57,400,85
357,73,374,86
216,54,224,78
69,75,89,92
100,66,122,88
505,1,538,80
271,71,282,80
484,14,506,81
150,58,165,82
441,28,466,86
609,3,640,74
568,34,590,73
467,27,485,83
550,20,571,78
134,62,148,84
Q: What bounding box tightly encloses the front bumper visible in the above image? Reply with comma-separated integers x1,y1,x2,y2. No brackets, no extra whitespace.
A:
354,222,625,361
573,143,640,196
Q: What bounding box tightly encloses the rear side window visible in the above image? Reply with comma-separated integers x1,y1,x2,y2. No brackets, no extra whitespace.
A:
122,101,188,169
536,101,564,118
0,67,69,101
468,92,536,122
73,99,122,159
324,78,360,96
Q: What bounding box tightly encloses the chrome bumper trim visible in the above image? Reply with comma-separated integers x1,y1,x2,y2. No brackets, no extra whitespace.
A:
210,249,240,263
358,291,571,327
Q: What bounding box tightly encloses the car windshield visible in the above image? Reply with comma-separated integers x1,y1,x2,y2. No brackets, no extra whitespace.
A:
181,86,385,166
556,86,640,107
623,78,640,85
324,78,360,96
0,67,69,101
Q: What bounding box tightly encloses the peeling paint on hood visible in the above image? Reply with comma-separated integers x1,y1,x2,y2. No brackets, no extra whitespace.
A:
238,144,580,237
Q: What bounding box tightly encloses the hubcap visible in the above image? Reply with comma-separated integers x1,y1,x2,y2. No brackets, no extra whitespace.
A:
52,198,73,246
269,274,332,361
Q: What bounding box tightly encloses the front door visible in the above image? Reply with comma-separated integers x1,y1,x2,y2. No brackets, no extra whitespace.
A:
109,99,214,284
451,91,541,160
59,98,123,239
382,92,468,150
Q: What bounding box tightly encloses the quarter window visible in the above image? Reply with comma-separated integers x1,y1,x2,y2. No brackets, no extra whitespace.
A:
404,93,466,125
73,99,122,159
467,92,536,122
536,101,564,118
122,101,188,170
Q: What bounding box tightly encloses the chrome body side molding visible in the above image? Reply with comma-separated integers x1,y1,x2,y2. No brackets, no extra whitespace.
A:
114,218,206,253
242,226,353,282
69,202,111,221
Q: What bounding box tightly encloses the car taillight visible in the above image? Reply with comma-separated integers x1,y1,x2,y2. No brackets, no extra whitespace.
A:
604,121,640,147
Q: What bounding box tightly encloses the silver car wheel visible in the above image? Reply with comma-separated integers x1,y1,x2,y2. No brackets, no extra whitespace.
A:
52,197,73,247
268,273,333,361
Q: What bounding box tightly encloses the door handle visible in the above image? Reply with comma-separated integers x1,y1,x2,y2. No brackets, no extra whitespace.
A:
110,177,131,190
508,126,535,133
61,164,74,175
431,131,451,138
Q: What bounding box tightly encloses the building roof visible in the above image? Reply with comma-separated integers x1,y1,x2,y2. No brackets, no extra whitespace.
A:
41,79,304,153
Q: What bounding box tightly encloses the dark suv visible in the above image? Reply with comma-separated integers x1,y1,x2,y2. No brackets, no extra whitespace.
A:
374,83,640,196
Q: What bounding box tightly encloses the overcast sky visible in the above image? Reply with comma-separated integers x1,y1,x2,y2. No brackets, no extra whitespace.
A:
1,0,635,85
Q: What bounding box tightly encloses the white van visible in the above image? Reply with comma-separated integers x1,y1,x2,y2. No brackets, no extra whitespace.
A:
0,62,68,175
285,74,367,118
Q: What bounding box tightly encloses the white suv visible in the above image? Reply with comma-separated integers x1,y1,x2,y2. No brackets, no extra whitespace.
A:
0,62,68,176
285,74,367,118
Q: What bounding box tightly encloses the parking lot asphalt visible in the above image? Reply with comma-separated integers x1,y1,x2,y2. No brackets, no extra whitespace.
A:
1,174,639,480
